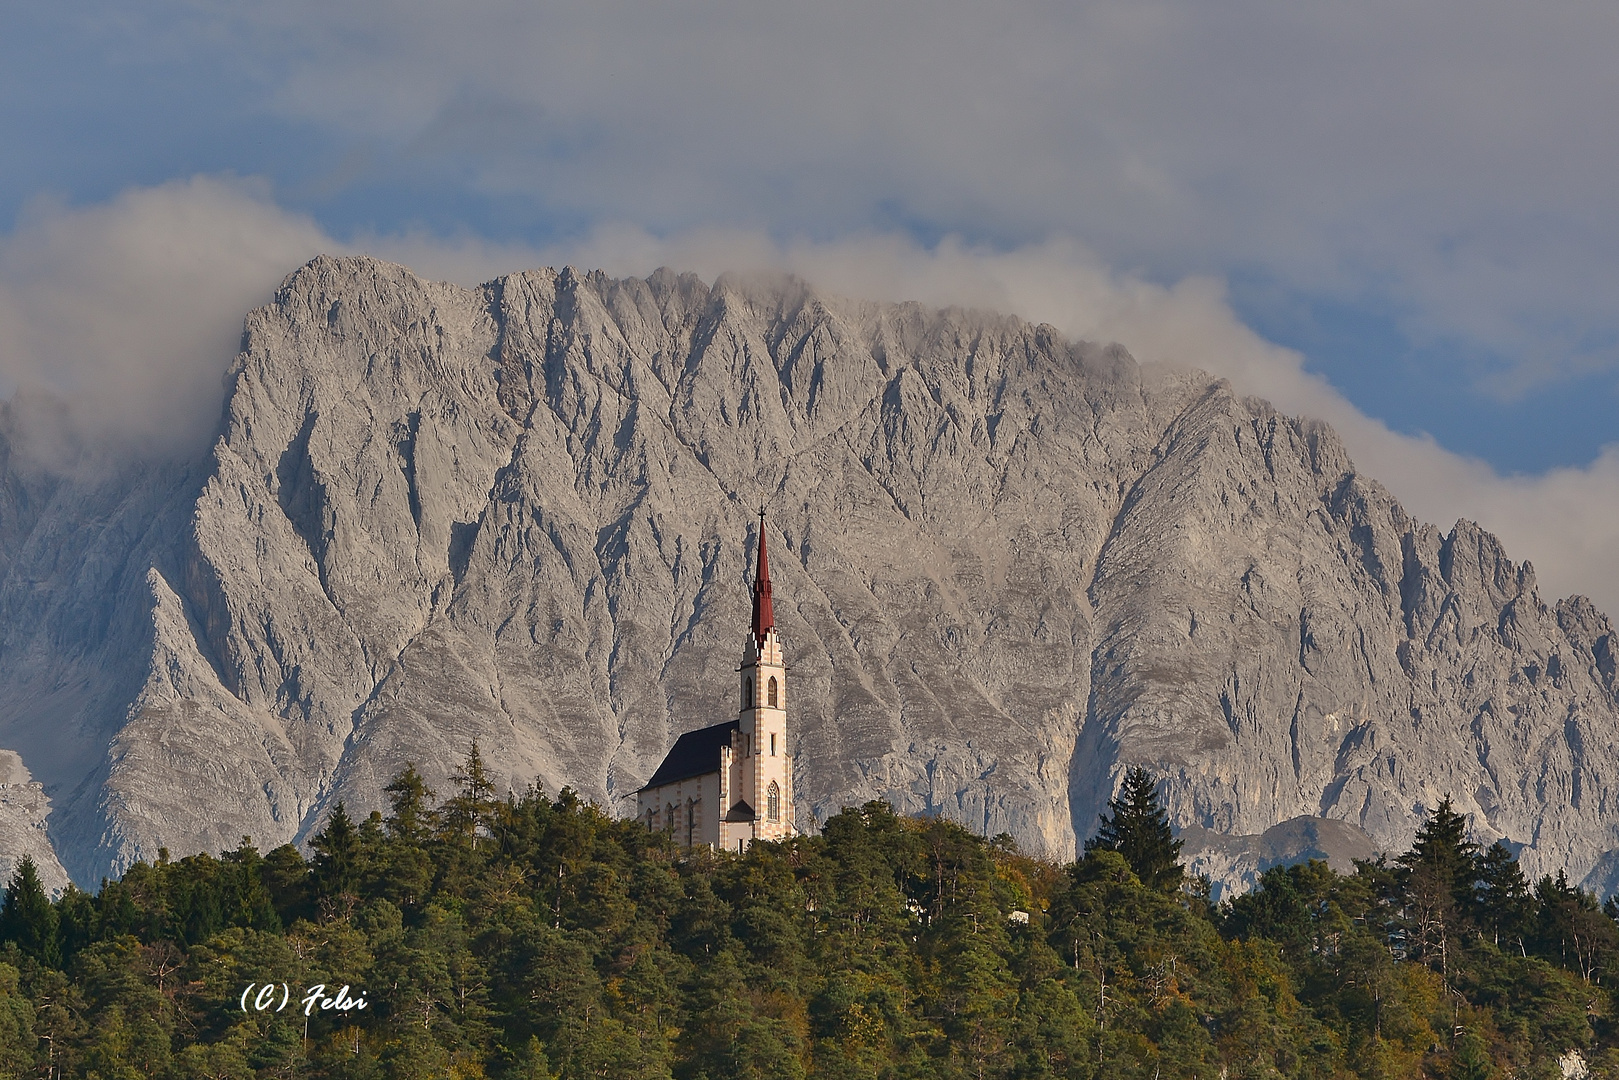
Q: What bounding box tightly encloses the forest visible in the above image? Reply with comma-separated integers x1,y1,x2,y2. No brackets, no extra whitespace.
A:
3,753,1619,1079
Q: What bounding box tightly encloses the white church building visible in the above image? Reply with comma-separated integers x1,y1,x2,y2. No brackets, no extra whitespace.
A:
636,514,794,850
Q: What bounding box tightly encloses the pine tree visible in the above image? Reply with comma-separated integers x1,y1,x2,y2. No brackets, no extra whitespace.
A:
311,802,362,899
385,763,436,844
1398,797,1478,909
1534,870,1619,982
260,843,312,925
1084,766,1184,891
380,765,436,908
220,836,281,932
1395,797,1478,974
0,855,60,967
444,741,498,850
1477,840,1531,953
0,962,37,1077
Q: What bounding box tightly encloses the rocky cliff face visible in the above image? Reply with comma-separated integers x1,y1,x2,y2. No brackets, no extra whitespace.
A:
0,751,69,896
2,256,1617,892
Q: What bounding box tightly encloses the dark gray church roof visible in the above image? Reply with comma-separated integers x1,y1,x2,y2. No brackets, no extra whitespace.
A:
640,720,739,790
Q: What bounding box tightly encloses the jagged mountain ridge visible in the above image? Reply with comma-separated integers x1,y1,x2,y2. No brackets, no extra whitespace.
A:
1,255,1616,892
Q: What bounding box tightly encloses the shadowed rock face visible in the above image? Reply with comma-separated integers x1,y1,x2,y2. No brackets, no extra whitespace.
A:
1,255,1618,894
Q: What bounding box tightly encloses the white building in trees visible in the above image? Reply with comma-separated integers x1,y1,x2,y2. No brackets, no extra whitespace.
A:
636,513,794,850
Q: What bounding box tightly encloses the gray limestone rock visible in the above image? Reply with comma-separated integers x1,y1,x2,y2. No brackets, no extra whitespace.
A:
0,750,70,896
1179,816,1378,903
2,256,1618,898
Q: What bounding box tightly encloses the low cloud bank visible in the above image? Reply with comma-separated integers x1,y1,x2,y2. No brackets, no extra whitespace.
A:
0,177,329,468
2,181,1614,613
211,1,1619,396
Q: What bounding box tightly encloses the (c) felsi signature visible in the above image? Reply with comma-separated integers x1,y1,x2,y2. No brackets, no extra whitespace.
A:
239,983,369,1017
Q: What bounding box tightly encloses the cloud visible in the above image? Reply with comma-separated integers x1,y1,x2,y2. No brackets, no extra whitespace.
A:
3,179,1615,615
11,3,1619,485
0,178,566,470
198,0,1619,397
0,176,328,467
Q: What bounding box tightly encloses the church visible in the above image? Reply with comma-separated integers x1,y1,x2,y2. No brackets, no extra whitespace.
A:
636,514,794,850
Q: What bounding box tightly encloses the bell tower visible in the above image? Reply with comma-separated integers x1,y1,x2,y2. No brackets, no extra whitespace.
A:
736,509,792,841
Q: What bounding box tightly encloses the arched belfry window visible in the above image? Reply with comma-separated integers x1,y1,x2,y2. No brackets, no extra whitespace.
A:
768,676,779,708
743,677,752,709
767,781,781,823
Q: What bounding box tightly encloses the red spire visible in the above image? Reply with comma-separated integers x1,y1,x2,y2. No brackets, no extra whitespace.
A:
751,509,774,640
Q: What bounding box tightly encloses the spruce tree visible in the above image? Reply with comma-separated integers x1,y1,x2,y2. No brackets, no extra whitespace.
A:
444,741,498,850
1477,840,1532,952
0,855,60,966
1084,766,1184,891
1398,797,1478,910
385,763,436,844
310,802,362,899
381,764,436,907
1395,797,1479,973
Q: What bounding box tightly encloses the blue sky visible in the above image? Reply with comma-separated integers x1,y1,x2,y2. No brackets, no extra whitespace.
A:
3,1,1618,607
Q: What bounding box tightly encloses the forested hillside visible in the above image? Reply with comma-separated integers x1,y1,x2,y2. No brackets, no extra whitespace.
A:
2,752,1619,1078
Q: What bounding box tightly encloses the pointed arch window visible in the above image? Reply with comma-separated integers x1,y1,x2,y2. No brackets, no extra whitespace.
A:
743,677,753,709
768,676,779,708
686,798,696,846
767,780,781,823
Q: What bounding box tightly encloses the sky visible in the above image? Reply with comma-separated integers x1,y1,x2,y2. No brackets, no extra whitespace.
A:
1,1,1617,611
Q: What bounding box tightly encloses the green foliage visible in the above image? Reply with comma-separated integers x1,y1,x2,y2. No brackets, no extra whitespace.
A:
0,961,37,1079
311,803,363,904
0,855,58,966
1224,800,1619,1078
1477,841,1532,952
1393,797,1478,975
9,762,1619,1078
1083,766,1185,892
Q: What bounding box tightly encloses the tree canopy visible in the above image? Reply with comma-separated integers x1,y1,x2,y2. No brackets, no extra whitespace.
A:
1,759,1618,1078
1083,765,1184,892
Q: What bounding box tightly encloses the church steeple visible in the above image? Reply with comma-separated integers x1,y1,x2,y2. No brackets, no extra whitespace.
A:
751,507,774,641
733,507,792,844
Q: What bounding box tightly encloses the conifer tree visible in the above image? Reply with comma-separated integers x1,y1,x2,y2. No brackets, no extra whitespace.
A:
0,855,60,967
385,763,435,844
1398,797,1478,908
0,962,36,1077
1396,797,1480,973
380,765,436,907
220,836,280,932
260,843,311,924
1477,840,1532,952
1534,870,1619,983
310,801,362,899
1084,765,1184,891
444,741,498,850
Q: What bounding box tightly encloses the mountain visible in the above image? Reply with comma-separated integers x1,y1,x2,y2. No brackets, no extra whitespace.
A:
1,255,1617,894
